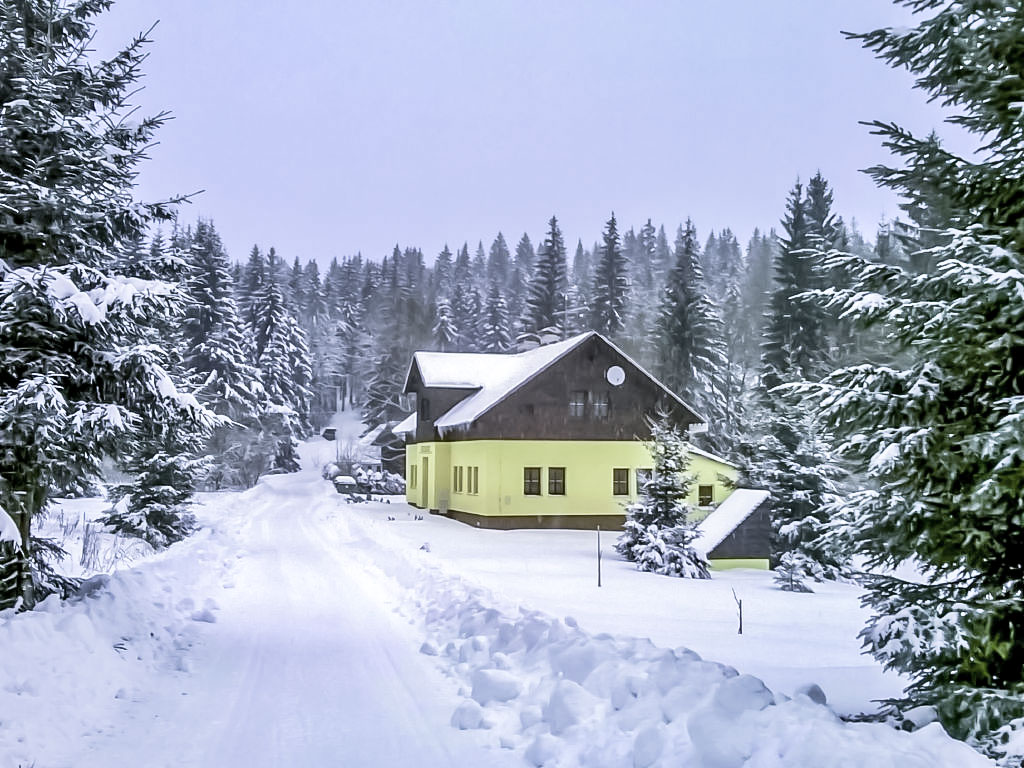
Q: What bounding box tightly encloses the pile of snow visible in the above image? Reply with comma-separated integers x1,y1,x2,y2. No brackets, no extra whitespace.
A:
0,497,235,768
338,508,994,767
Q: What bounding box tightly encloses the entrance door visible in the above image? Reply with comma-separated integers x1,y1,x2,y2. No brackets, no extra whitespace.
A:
421,457,429,509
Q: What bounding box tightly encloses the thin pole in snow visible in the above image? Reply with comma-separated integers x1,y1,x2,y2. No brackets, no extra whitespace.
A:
597,526,602,587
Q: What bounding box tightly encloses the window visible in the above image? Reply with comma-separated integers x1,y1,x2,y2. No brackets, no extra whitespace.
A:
468,466,479,494
524,467,541,495
458,466,464,493
453,465,465,493
569,390,587,418
613,468,629,496
419,397,430,421
410,465,417,489
592,391,610,419
548,467,565,495
636,468,653,493
698,485,714,506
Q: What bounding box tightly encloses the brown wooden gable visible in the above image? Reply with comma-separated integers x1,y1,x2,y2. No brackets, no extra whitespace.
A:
403,359,477,443
452,335,700,441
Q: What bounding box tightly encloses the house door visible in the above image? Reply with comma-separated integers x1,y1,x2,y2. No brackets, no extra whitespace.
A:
421,457,429,508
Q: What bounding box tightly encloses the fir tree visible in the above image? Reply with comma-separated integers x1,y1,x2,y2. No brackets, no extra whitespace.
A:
761,181,828,392
102,233,211,548
655,221,726,423
433,244,454,300
616,416,709,579
524,216,568,333
181,221,262,421
571,239,592,294
481,283,513,353
238,244,266,331
509,233,535,327
433,298,458,351
0,2,213,608
487,232,511,289
801,1,1024,746
590,213,629,337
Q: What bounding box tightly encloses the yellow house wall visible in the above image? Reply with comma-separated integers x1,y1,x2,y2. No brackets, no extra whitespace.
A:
406,440,737,518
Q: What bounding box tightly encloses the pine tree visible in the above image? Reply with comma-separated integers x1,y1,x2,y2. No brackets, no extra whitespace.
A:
590,213,629,337
0,2,213,608
480,283,513,352
761,181,828,392
524,216,568,333
801,1,1024,746
101,233,211,548
433,244,453,300
181,221,262,421
655,221,726,423
487,233,511,289
238,244,266,331
433,298,458,351
571,239,592,295
509,233,535,327
735,404,847,588
616,416,709,579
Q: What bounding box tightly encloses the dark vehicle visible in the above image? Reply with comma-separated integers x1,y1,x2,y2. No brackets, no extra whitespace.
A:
332,475,360,495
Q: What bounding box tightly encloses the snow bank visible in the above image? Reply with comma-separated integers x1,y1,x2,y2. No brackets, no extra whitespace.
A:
341,506,994,767
0,504,232,768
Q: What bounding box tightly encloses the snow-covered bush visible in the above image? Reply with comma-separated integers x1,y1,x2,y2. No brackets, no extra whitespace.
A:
773,551,819,593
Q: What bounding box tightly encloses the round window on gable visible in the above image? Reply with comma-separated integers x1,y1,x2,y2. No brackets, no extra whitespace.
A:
606,365,625,386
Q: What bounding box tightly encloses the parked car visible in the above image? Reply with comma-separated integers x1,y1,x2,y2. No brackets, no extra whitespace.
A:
332,475,360,495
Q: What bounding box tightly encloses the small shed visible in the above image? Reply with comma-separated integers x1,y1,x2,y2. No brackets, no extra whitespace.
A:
694,489,771,569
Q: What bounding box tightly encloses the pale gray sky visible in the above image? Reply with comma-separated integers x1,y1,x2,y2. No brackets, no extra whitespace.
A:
96,1,955,265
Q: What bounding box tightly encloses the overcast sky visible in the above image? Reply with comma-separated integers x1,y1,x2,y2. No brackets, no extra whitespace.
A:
95,1,956,266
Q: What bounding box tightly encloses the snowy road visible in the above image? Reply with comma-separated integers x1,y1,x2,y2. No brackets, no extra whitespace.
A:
74,472,515,768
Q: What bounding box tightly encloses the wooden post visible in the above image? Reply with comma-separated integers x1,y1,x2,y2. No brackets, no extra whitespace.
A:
732,588,743,635
597,526,602,587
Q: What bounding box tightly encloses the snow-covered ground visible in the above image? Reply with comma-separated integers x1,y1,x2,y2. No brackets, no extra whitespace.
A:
0,429,1001,767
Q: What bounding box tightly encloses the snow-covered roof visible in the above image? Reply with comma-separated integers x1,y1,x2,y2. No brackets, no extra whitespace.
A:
693,489,769,557
406,351,502,389
685,444,739,470
404,332,705,435
392,412,417,435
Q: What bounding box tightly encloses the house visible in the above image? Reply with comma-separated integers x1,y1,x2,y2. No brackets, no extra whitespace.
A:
393,331,760,548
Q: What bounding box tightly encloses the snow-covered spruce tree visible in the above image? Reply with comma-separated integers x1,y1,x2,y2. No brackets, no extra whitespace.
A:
487,232,511,291
655,220,727,428
432,298,458,351
508,233,535,329
751,180,848,586
734,403,846,591
179,221,264,489
101,233,212,547
0,2,214,608
480,283,513,353
524,216,568,333
616,416,709,579
761,180,829,393
798,1,1024,747
589,213,629,338
252,274,313,427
